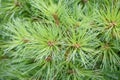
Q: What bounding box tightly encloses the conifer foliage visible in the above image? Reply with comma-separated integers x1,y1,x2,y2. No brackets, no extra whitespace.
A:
0,0,120,80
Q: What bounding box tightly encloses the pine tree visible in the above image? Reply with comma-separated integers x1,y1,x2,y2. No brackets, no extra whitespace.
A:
0,0,120,80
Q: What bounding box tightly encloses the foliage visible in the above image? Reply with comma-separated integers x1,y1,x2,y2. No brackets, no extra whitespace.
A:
0,0,120,80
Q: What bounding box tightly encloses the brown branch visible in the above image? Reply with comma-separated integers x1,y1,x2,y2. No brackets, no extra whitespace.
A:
52,13,60,25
